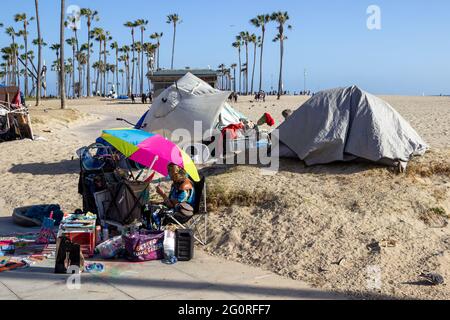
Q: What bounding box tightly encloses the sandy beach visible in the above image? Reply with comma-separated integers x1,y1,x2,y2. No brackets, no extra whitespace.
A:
0,95,449,299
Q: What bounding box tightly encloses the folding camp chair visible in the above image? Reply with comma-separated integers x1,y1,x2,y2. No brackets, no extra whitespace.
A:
163,176,208,246
103,179,150,231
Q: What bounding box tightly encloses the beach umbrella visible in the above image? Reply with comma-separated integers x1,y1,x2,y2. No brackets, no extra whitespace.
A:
101,128,200,182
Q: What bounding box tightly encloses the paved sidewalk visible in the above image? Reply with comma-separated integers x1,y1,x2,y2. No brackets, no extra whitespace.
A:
0,251,347,300
0,218,346,300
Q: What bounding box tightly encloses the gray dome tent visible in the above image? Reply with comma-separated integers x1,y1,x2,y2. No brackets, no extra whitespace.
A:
275,86,428,167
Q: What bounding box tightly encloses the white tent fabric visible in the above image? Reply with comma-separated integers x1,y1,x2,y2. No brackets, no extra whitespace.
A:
141,73,243,142
275,86,428,166
218,102,247,128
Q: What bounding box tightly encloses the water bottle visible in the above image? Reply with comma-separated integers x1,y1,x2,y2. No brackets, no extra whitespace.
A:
102,224,109,241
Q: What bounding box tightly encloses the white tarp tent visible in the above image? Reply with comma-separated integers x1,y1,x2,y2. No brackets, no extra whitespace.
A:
141,72,245,142
275,86,428,166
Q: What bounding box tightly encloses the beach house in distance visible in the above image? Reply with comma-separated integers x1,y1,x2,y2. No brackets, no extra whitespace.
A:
149,68,219,97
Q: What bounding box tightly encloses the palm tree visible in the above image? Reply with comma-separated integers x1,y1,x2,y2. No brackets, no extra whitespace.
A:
218,64,226,90
150,32,163,70
50,44,61,95
248,33,258,95
91,27,104,95
67,16,82,98
239,31,250,95
15,13,34,96
34,0,42,106
232,39,242,94
110,41,119,95
65,59,73,97
133,41,142,94
5,27,18,86
124,21,137,95
119,45,130,96
76,51,87,96
80,43,90,94
80,8,98,97
135,19,148,95
118,68,125,95
102,31,112,96
1,47,13,85
166,14,181,69
59,0,66,109
250,14,271,93
143,43,157,91
230,63,237,92
271,11,292,99
66,38,77,98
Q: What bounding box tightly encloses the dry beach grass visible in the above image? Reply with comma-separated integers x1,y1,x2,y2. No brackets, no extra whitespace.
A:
0,95,449,299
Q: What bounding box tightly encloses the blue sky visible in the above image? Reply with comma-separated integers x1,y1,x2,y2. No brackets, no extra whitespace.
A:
1,0,450,95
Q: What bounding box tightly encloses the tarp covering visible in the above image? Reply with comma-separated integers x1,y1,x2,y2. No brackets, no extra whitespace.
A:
275,86,428,166
141,73,243,142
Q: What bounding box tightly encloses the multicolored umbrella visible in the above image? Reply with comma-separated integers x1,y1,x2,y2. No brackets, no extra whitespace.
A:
101,128,200,182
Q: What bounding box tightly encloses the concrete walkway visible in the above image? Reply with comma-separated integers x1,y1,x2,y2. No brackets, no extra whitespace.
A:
0,218,345,300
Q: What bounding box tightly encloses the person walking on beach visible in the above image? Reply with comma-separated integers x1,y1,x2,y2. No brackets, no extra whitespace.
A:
131,93,135,104
141,93,147,104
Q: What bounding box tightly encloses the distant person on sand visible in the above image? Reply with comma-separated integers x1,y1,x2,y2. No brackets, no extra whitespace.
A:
148,92,153,103
141,93,147,104
131,93,135,104
234,92,238,103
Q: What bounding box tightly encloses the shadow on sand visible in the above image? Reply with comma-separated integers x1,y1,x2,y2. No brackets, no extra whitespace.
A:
9,159,80,175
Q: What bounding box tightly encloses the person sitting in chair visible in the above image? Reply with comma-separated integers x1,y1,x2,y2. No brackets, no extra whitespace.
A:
153,163,196,226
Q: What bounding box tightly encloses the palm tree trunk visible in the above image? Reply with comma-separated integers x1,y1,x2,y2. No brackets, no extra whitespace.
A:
95,40,101,94
171,24,176,69
238,47,241,94
259,28,265,93
103,40,107,96
115,48,119,95
245,43,249,95
233,68,236,92
136,51,140,94
75,29,81,98
35,0,42,106
24,22,29,96
251,43,257,95
131,29,135,94
277,36,284,99
126,56,130,96
72,46,75,98
86,18,91,96
140,29,144,95
121,72,124,95
157,40,160,70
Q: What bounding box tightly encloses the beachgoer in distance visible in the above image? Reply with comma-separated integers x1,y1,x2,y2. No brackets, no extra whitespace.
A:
148,91,153,103
131,93,135,104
